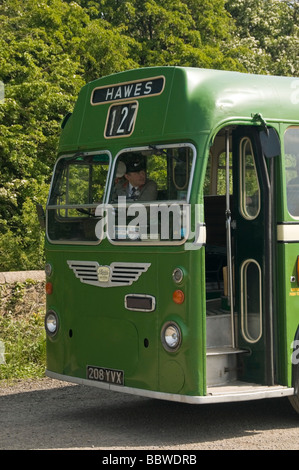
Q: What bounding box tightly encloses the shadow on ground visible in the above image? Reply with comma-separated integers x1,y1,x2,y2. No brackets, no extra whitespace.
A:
0,381,298,450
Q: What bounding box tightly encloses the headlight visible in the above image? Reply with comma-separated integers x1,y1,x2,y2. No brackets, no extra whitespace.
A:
45,263,52,277
161,322,182,352
172,267,184,283
45,310,59,337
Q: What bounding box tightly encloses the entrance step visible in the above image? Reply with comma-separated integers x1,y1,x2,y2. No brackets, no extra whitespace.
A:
206,382,294,401
206,347,245,386
206,313,233,348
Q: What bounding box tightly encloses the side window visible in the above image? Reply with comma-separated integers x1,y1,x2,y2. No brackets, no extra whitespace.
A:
239,137,260,219
217,152,233,195
285,127,299,217
204,151,232,196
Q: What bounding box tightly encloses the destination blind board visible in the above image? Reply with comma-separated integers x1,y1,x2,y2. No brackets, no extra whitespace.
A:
105,101,138,138
91,76,165,104
100,76,165,138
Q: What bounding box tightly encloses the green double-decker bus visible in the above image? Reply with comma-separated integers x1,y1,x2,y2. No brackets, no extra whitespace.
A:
43,66,299,412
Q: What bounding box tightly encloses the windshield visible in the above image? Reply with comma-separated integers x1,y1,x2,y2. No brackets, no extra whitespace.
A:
47,152,110,243
109,144,193,203
46,144,195,244
107,144,194,244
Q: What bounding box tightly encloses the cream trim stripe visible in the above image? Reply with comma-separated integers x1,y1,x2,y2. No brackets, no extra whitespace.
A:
277,223,299,242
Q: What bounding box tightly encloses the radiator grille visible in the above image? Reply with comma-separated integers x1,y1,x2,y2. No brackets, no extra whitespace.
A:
67,260,151,287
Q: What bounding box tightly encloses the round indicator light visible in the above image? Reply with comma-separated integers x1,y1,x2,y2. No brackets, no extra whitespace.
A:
46,282,53,295
173,289,185,304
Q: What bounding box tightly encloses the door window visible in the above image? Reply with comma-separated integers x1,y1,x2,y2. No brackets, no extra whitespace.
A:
285,127,299,217
240,259,262,343
239,137,260,219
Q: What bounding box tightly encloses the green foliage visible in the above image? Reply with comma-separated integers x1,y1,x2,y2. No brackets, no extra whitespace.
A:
226,0,299,76
0,310,46,379
0,0,87,270
87,0,242,70
0,0,298,271
0,279,46,379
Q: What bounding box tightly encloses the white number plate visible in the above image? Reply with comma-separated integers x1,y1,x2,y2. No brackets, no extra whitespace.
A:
87,365,124,385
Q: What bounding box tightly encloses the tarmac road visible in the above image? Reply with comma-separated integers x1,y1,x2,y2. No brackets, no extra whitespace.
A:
0,378,298,451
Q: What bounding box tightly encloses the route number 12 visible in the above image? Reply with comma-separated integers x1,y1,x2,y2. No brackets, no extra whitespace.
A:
105,101,138,138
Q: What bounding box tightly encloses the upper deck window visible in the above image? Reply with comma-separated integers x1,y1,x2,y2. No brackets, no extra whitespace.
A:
285,127,299,217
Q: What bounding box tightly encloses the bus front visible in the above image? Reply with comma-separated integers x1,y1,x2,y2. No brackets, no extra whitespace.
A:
44,67,206,401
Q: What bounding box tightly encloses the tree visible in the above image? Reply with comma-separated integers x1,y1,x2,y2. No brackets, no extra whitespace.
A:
6,0,296,270
0,0,137,270
75,0,243,70
226,0,299,76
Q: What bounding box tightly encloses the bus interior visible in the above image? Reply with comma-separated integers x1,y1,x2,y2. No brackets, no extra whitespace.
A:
203,124,278,391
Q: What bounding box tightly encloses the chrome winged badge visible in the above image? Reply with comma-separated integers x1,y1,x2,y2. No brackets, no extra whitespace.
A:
67,260,151,288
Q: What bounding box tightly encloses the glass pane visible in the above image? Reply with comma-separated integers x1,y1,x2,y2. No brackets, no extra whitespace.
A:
240,138,260,219
109,145,193,203
217,152,233,195
68,165,90,205
47,153,110,242
108,145,194,243
285,127,299,217
241,260,262,343
49,154,109,208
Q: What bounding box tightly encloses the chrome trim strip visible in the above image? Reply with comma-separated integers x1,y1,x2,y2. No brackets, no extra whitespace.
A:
124,294,156,312
46,370,294,405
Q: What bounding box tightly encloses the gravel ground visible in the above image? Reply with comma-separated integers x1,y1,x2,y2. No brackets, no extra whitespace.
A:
0,377,298,451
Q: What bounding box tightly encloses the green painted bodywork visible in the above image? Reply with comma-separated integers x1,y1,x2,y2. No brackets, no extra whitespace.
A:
45,67,299,398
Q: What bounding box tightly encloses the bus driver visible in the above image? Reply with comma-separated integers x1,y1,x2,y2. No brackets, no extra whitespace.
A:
111,158,158,202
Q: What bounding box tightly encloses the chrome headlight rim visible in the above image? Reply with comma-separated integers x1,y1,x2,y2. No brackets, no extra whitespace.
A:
161,321,182,352
172,267,184,284
45,263,53,277
45,310,59,337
